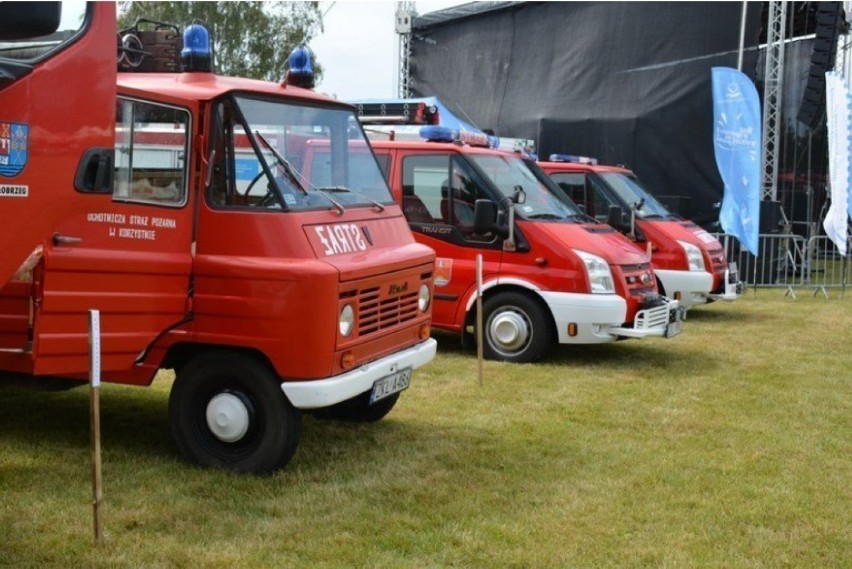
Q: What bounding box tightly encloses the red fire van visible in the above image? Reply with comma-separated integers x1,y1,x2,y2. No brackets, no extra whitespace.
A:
540,157,742,308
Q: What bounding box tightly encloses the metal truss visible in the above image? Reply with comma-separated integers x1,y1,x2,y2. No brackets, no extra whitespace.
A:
395,2,416,98
761,1,787,202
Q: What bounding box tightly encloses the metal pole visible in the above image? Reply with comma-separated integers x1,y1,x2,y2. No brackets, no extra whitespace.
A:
88,310,104,545
476,254,484,387
737,0,748,71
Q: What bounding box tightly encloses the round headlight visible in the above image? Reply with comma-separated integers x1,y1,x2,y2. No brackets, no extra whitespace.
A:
418,284,431,312
339,304,354,337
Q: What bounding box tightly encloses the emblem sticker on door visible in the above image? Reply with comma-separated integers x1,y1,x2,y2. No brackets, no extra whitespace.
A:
0,122,29,177
435,258,453,287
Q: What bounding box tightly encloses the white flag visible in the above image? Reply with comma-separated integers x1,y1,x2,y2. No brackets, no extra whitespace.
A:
823,72,851,255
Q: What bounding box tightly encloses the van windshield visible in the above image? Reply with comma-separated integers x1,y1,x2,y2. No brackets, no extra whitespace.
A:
234,96,393,211
598,172,673,219
468,153,583,221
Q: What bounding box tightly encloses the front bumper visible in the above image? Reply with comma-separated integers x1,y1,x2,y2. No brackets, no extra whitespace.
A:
538,291,685,344
707,264,744,302
281,338,437,409
655,269,714,309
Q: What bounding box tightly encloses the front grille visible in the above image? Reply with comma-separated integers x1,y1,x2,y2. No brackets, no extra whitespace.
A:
356,286,419,337
621,262,655,297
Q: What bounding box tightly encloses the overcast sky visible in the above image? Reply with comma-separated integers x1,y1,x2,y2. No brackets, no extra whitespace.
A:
311,1,464,101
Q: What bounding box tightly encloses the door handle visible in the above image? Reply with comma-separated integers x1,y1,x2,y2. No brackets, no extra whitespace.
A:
53,233,82,245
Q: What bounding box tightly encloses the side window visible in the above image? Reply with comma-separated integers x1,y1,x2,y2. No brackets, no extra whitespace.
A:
401,154,449,224
114,99,189,206
448,158,489,238
0,2,88,63
551,173,587,210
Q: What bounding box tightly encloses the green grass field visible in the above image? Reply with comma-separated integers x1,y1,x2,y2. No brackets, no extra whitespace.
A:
1,290,850,567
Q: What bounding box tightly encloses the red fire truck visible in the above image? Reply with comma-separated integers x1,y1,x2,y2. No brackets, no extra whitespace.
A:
337,104,686,363
539,157,742,308
0,3,436,473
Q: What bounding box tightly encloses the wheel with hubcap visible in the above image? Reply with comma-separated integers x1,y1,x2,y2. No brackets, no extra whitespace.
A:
169,351,301,474
482,291,552,363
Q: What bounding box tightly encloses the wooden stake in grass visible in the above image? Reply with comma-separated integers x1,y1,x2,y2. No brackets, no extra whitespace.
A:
476,254,484,387
88,310,104,544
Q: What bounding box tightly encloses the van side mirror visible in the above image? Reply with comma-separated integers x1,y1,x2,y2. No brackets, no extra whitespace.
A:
0,3,61,39
474,199,508,238
607,205,626,230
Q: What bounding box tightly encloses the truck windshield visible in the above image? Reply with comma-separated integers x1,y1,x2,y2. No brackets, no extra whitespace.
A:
468,153,582,221
234,96,393,211
597,172,673,219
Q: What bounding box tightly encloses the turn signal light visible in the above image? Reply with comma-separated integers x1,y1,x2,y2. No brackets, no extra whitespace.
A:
341,351,355,369
568,323,578,337
674,291,682,301
419,323,431,340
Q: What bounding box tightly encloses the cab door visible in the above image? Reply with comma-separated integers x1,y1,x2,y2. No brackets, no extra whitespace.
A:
394,152,502,330
0,2,116,285
30,97,194,376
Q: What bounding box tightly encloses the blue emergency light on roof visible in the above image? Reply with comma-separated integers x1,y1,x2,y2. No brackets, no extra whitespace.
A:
181,23,212,72
420,125,456,143
548,153,598,165
285,45,314,89
419,126,492,147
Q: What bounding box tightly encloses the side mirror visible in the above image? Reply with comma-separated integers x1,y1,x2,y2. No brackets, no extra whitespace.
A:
474,199,508,238
0,3,61,39
607,205,626,230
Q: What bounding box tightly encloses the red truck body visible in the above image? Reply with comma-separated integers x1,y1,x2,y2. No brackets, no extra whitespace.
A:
0,3,436,473
540,160,742,308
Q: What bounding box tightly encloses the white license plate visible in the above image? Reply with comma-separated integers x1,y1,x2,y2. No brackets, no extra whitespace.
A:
369,367,412,404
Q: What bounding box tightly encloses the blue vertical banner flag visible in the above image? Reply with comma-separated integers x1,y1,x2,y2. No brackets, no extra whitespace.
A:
712,67,761,256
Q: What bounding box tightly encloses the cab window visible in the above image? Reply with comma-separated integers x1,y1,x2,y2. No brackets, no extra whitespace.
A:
114,98,189,206
402,154,447,224
401,153,492,241
0,1,88,63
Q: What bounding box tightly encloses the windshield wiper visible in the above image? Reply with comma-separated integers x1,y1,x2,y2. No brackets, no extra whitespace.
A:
526,213,564,220
315,186,386,213
254,131,308,195
255,131,344,215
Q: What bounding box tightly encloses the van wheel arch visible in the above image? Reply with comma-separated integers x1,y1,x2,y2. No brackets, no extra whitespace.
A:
465,285,556,363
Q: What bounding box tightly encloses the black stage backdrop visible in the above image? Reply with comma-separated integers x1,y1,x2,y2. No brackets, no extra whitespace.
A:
409,2,771,228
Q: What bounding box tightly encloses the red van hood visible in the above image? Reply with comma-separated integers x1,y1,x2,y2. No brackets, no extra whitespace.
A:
640,220,723,252
532,222,649,265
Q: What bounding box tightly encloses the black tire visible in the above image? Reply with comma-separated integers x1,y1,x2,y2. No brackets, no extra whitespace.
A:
315,391,400,423
169,351,301,474
481,291,552,363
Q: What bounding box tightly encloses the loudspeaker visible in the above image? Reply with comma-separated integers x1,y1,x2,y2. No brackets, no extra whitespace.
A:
759,200,784,234
797,2,847,129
